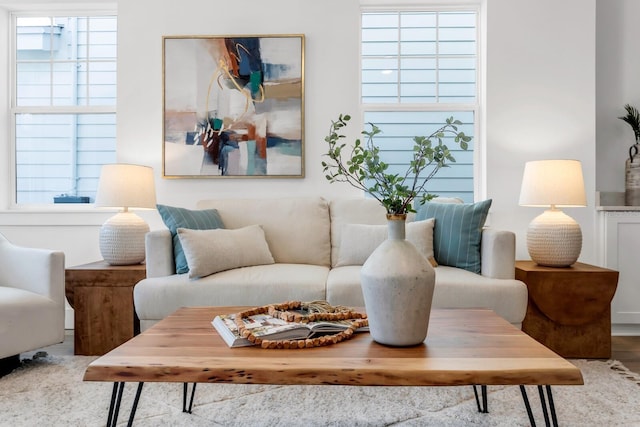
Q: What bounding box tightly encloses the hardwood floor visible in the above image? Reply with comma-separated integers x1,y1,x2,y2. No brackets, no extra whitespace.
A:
611,336,640,374
26,331,640,376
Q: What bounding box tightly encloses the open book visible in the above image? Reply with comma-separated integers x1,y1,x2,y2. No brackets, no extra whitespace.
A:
212,312,368,348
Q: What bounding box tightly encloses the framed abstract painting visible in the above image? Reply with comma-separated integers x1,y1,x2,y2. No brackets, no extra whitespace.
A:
163,34,305,178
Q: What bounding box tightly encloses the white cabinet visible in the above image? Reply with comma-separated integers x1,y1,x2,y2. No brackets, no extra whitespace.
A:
597,209,640,334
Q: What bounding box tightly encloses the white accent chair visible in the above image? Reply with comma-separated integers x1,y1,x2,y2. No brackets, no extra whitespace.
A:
0,233,65,372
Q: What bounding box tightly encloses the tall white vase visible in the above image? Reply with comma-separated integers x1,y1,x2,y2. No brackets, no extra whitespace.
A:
360,214,436,346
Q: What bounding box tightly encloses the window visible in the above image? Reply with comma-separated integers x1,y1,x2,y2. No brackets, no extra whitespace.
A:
12,14,117,205
361,9,478,202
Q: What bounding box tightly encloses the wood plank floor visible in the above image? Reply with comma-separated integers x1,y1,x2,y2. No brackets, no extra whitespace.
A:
28,332,640,375
611,336,640,374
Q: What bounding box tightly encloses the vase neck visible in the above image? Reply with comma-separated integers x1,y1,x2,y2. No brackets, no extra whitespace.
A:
386,214,406,240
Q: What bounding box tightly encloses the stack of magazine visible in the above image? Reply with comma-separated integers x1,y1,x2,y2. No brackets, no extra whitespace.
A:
212,312,368,348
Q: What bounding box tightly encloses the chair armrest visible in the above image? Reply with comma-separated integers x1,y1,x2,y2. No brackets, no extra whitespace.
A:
480,229,516,279
0,238,65,305
145,230,175,277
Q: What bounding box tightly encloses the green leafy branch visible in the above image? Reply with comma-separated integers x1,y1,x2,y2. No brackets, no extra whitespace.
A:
321,114,471,215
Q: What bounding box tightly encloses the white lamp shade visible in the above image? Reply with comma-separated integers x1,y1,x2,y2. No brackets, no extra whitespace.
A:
95,164,156,209
519,159,587,207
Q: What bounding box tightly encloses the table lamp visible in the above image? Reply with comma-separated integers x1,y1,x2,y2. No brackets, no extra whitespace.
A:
95,164,157,265
519,159,586,267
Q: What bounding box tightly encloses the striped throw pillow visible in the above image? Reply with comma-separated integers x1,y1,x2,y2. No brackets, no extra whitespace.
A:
415,199,492,273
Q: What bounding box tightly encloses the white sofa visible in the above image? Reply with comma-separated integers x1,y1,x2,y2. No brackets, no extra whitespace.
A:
0,233,65,364
134,197,528,331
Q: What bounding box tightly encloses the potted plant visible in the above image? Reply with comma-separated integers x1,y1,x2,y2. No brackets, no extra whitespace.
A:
321,113,471,346
618,104,640,205
322,114,471,215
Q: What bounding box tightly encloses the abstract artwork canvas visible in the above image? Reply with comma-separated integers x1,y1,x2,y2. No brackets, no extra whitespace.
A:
163,35,304,177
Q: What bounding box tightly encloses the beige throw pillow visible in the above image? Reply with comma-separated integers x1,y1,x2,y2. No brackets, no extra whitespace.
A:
177,225,275,279
336,218,436,267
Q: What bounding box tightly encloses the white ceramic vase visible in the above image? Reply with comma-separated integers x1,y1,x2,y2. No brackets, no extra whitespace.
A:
360,214,436,346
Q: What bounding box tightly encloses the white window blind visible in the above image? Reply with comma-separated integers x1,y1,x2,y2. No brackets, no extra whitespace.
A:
12,14,117,205
361,9,478,202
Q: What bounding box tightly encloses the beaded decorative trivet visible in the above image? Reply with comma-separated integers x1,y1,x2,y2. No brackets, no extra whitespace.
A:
234,300,368,349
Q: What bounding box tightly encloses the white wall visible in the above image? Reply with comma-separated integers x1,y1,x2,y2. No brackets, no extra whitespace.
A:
0,0,363,267
117,0,362,213
0,0,606,268
596,0,640,192
486,0,597,262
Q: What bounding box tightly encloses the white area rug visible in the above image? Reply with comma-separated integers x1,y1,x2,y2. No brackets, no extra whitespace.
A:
1,353,639,426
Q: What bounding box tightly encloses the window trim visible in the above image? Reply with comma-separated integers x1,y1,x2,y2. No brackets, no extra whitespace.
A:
359,3,484,202
8,8,117,209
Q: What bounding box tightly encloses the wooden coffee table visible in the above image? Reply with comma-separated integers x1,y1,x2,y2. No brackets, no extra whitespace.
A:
84,307,583,426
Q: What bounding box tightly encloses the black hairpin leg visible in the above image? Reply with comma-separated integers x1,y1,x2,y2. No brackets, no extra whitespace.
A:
520,385,558,427
127,382,145,427
473,385,488,413
106,382,144,427
107,382,124,427
183,382,197,413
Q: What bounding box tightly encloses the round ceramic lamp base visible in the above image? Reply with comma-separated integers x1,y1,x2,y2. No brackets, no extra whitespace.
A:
526,209,582,267
99,211,149,265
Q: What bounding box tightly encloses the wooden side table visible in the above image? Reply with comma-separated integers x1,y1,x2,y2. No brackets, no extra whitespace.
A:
515,260,618,358
65,260,147,356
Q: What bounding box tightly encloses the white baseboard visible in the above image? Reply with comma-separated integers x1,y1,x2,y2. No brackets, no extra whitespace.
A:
612,324,640,336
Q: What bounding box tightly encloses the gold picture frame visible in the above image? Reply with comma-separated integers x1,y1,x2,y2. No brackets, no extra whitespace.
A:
162,34,305,178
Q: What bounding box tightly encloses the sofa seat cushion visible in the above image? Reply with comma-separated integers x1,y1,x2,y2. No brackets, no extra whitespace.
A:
326,266,528,326
325,265,363,307
431,266,528,325
0,287,63,358
134,264,329,323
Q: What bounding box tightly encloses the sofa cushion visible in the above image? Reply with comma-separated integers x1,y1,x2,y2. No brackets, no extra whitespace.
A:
429,266,528,326
415,199,492,274
178,225,275,279
329,199,388,268
157,204,225,274
197,197,330,266
134,264,329,323
336,218,436,266
326,265,527,325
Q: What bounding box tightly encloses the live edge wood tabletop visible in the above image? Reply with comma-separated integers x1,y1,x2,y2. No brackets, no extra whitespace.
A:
65,260,147,356
515,260,619,359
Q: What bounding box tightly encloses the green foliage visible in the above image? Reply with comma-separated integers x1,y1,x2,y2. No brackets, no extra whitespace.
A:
322,114,472,215
619,104,640,142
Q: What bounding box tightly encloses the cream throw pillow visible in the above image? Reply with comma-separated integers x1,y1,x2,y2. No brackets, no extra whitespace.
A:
336,218,436,267
177,225,275,279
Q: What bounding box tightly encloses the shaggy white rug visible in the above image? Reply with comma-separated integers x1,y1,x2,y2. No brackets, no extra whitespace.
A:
0,353,639,426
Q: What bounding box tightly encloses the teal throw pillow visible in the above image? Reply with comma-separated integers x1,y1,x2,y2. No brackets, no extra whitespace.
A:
157,204,225,274
415,199,492,274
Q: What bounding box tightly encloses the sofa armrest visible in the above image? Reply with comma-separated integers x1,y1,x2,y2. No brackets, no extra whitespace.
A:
480,229,516,279
145,230,175,278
